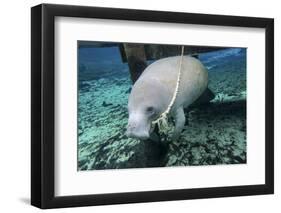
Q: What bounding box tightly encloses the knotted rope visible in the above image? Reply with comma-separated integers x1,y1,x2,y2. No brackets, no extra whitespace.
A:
151,46,184,134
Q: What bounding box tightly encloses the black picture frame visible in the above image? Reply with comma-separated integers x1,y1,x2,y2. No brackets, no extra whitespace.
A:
31,3,274,209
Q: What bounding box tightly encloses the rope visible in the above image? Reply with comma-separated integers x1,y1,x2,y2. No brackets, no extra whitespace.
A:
152,46,184,133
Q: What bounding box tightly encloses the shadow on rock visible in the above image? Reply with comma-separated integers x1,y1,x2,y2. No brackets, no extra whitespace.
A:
142,139,168,167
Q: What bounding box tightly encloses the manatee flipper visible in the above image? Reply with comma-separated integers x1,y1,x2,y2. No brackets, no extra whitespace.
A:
191,88,215,107
171,107,185,141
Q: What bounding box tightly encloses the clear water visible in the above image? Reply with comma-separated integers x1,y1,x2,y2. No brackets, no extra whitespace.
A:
78,44,246,170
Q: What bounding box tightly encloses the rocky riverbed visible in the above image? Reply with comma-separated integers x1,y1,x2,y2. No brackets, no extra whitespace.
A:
78,48,247,170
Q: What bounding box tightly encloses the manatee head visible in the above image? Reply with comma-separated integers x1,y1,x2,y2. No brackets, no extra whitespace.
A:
126,81,167,140
126,104,158,140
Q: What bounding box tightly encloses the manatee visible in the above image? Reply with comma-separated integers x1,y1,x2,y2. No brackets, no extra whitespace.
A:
126,55,213,141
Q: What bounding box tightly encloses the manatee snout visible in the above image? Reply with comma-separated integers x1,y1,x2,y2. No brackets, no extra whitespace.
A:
126,125,150,140
126,113,151,140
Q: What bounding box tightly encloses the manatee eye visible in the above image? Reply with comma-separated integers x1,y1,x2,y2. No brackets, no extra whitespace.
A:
146,106,155,115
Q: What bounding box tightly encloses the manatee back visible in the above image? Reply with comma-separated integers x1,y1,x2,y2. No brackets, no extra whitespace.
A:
138,56,208,109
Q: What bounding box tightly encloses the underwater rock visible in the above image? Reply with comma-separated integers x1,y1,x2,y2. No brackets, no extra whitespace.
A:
143,139,168,167
79,81,91,90
125,87,132,94
79,135,169,170
167,155,177,166
79,96,246,170
102,101,113,107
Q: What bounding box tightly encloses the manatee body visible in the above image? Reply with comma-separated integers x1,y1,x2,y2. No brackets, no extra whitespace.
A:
126,56,209,141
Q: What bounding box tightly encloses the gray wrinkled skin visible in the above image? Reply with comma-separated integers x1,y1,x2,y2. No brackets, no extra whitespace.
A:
126,56,208,140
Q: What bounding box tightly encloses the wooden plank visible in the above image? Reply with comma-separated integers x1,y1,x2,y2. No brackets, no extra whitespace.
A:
120,44,228,62
78,41,228,62
78,41,119,48
123,43,148,83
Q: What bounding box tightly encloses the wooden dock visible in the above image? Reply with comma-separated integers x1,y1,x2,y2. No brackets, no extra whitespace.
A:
79,41,228,83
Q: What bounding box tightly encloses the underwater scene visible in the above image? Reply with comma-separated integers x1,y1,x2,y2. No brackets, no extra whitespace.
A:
78,42,246,170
